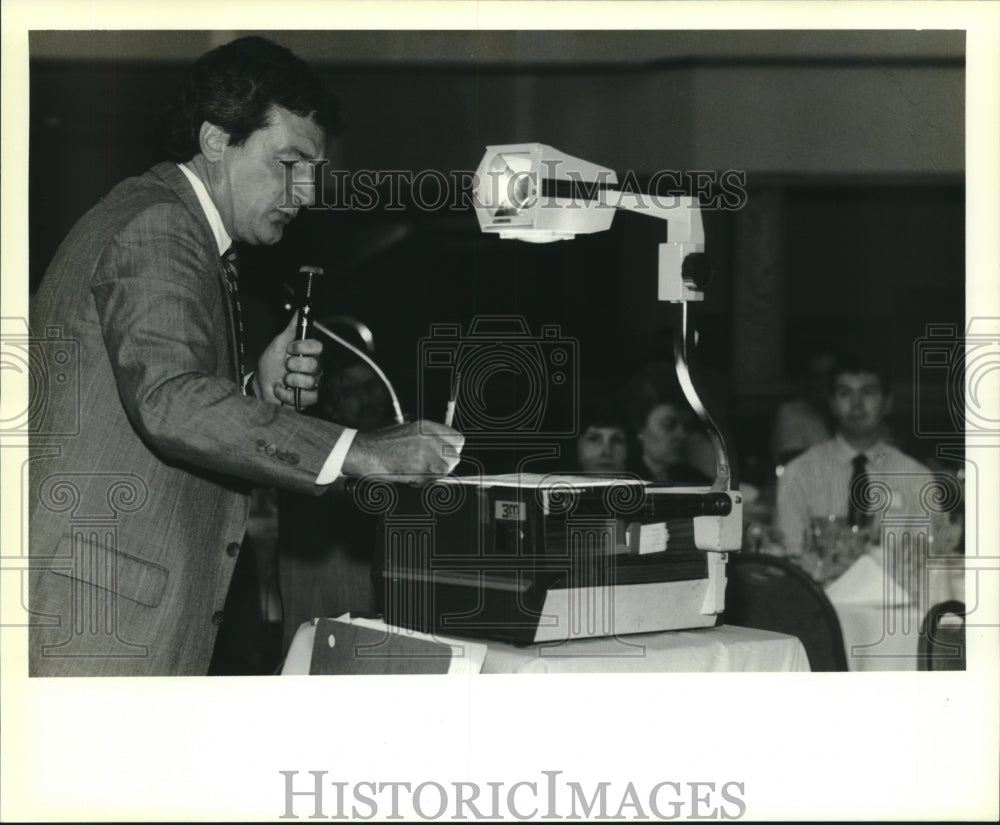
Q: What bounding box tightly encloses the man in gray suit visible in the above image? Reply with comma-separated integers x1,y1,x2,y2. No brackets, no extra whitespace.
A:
28,37,462,676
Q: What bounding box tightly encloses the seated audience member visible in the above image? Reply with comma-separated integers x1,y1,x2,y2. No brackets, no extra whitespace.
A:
277,353,395,654
770,347,835,467
774,352,953,589
620,363,712,486
572,396,630,475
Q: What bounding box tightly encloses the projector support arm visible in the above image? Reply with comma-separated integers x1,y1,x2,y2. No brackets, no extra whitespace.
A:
604,193,732,492
473,144,734,492
674,303,732,493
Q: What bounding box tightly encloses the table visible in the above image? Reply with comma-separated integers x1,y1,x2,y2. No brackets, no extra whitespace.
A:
481,625,809,673
824,552,964,672
832,602,923,672
282,621,810,674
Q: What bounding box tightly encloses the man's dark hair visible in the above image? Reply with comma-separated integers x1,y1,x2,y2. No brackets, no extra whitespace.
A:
165,36,345,160
828,350,893,395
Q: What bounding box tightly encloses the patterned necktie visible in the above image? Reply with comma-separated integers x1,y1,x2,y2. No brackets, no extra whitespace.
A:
847,453,872,528
221,245,247,393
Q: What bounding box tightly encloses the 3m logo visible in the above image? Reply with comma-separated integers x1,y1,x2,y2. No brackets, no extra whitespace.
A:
495,501,525,521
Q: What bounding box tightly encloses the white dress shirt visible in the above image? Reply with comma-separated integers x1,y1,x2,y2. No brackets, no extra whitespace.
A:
177,163,356,483
775,434,940,557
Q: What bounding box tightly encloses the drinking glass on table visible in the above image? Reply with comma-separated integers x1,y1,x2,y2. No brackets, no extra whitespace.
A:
798,515,876,587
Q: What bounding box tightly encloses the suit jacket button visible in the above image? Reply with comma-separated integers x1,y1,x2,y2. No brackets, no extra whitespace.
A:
226,542,241,557
212,611,225,626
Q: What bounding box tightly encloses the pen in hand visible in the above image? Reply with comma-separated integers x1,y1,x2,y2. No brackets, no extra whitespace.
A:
444,372,461,427
294,265,323,412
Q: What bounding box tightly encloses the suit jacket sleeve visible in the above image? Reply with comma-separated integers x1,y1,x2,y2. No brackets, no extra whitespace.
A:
90,200,344,493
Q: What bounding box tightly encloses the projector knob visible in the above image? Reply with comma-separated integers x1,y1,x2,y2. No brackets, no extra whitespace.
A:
681,252,713,290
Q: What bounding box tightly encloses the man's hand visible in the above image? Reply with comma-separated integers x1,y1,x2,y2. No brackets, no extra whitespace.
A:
343,421,465,478
257,312,323,408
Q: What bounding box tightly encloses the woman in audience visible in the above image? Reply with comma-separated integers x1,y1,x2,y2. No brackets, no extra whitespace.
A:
620,363,712,485
573,396,630,474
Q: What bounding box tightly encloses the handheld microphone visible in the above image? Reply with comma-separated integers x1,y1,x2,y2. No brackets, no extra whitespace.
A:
294,265,323,412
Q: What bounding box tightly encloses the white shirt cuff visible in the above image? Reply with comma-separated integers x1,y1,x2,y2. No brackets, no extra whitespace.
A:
316,428,358,485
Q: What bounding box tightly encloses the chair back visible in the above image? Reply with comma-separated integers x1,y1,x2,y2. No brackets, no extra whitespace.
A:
724,553,848,671
918,600,966,671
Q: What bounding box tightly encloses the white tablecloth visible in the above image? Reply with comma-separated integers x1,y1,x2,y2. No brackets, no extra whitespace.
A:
283,622,810,674
832,602,923,672
481,625,810,673
825,552,964,672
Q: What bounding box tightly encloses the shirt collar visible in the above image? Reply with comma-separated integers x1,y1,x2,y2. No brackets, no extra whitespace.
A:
834,433,890,463
176,163,232,256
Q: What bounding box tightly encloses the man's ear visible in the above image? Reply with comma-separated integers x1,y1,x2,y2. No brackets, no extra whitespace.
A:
198,121,229,162
882,391,894,417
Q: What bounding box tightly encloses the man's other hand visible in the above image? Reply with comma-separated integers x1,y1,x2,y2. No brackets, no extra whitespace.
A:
344,421,465,477
258,311,323,408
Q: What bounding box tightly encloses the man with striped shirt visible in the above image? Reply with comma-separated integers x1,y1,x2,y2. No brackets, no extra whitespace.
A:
774,354,947,588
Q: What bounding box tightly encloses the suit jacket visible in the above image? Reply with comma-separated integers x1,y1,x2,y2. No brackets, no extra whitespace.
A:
28,162,346,676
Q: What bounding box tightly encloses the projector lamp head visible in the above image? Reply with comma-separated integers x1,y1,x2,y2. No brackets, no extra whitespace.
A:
473,143,618,242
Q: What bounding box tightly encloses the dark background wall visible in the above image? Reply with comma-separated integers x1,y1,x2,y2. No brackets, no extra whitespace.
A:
28,30,965,475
